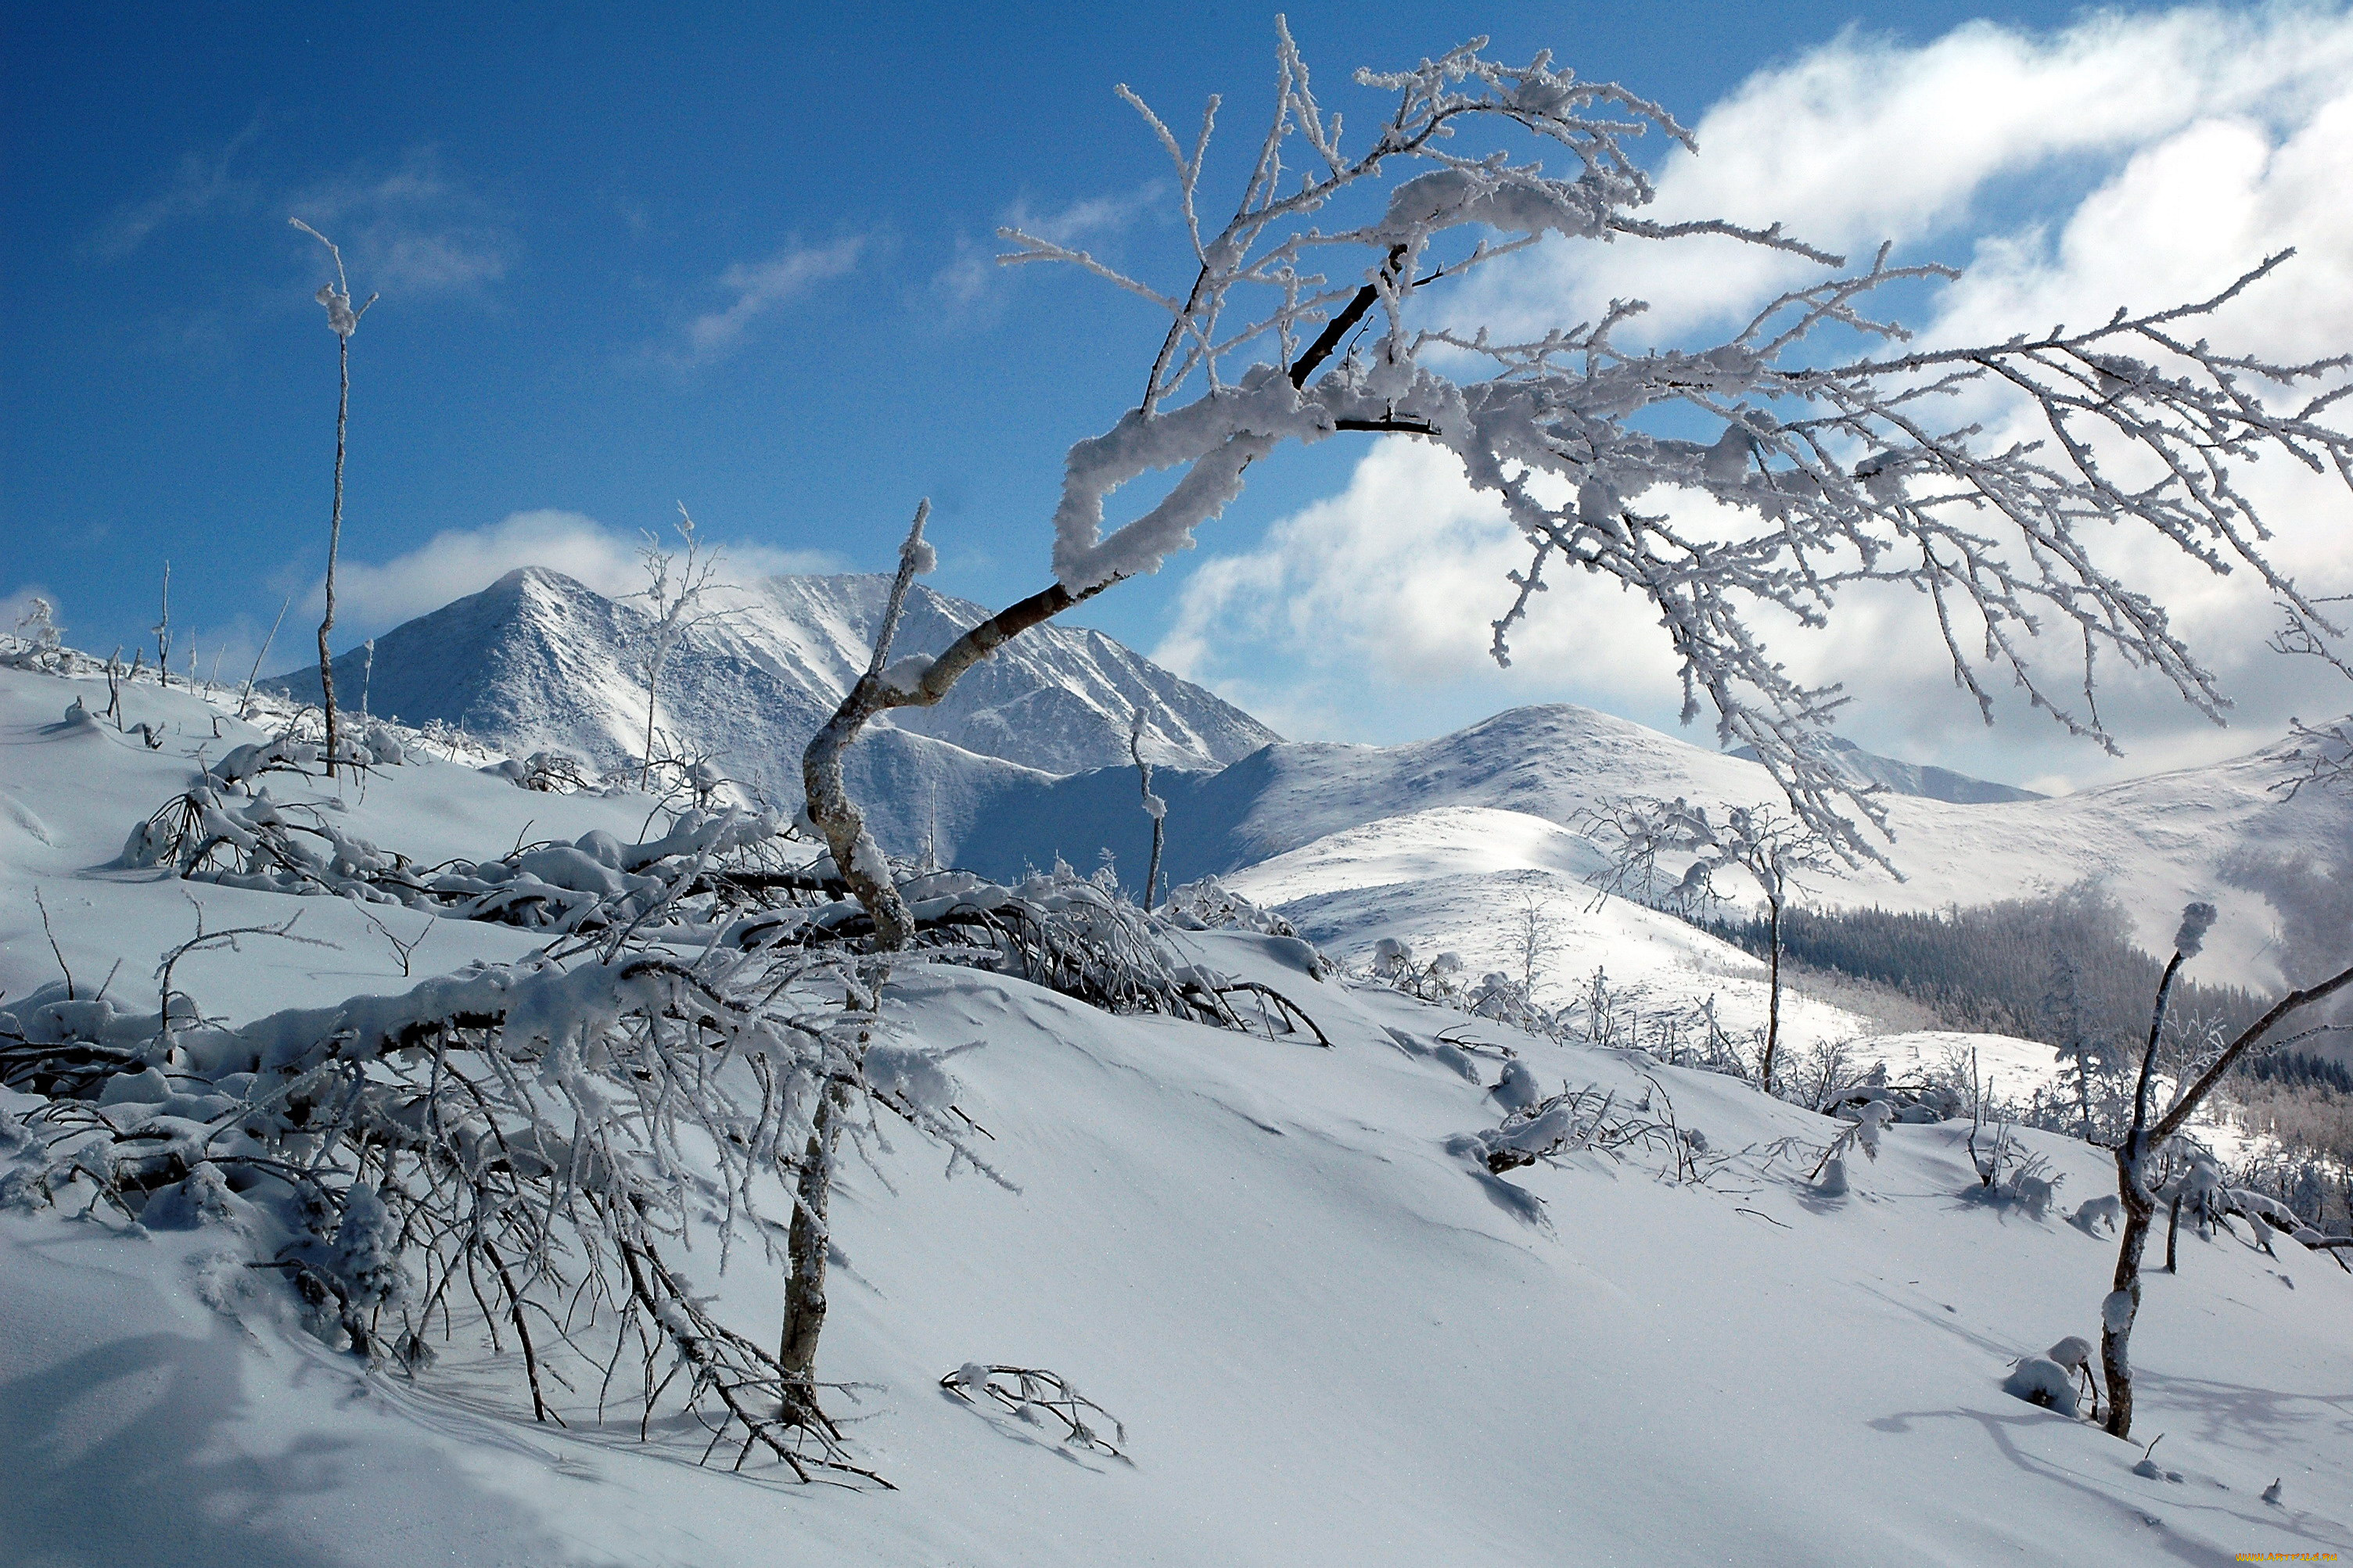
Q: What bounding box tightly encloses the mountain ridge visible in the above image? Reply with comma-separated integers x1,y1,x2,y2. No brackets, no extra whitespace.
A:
265,565,1282,792
925,702,2352,993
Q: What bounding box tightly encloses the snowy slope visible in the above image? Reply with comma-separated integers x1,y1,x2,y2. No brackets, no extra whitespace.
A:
264,566,1279,791
947,703,2353,991
1733,734,2046,803
1217,804,2067,1096
2,664,2349,1567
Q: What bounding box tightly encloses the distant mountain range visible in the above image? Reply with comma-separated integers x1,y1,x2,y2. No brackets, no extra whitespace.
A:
267,567,2349,991
266,566,1281,792
930,704,2349,994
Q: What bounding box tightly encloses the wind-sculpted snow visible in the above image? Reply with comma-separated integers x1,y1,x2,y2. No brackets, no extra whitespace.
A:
263,565,1279,794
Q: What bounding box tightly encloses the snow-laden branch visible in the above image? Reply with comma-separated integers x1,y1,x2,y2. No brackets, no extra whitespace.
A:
998,27,2353,866
806,20,2353,941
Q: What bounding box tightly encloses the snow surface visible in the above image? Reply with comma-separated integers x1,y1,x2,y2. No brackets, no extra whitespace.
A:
1221,805,2069,1096
4,662,2351,1565
1731,734,2045,804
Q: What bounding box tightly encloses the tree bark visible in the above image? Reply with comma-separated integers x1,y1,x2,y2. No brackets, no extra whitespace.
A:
641,654,662,789
2103,953,2353,1437
2100,1144,2157,1437
778,1085,842,1429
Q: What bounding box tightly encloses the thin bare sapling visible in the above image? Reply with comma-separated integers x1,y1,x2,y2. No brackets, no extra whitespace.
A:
1582,796,1831,1093
1130,705,1167,913
2273,597,2353,798
154,561,171,689
632,505,735,787
290,217,375,778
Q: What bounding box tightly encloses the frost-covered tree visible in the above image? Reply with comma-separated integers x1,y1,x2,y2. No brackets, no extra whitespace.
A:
1507,884,1562,998
1582,796,1829,1093
2273,599,2353,798
2042,949,2120,1141
6,595,64,672
2100,904,2353,1439
802,20,2353,949
631,505,733,788
1130,705,1168,912
153,561,171,689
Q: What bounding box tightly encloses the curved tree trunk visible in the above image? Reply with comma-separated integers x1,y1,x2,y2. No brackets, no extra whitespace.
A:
2100,1146,2156,1437
796,264,1399,947
801,567,1107,950
2102,951,2353,1438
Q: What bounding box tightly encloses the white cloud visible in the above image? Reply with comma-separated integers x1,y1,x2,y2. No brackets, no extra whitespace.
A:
287,148,516,298
1155,440,1697,738
1003,184,1166,248
1166,5,2353,788
91,117,263,258
320,510,842,632
932,182,1165,312
1450,3,2353,344
684,237,863,361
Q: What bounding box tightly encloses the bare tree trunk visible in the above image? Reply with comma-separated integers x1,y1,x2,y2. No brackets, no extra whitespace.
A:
1761,897,1784,1095
156,562,172,689
641,651,662,789
2103,947,2353,1438
1145,813,1166,913
2164,1191,2182,1273
239,594,291,719
802,526,1109,949
804,684,919,948
318,332,349,777
2101,1145,2157,1438
2102,947,2185,1440
778,1085,842,1430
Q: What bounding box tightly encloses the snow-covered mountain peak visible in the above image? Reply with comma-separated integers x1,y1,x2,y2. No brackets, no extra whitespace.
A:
267,566,1281,796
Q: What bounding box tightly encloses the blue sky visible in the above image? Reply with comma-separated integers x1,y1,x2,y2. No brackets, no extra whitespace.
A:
5,2,2351,790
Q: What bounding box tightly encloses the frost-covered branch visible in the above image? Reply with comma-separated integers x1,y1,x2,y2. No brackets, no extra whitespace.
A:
805,20,2351,939
631,505,736,788
1579,797,1832,1091
0,935,994,1484
2270,597,2353,798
